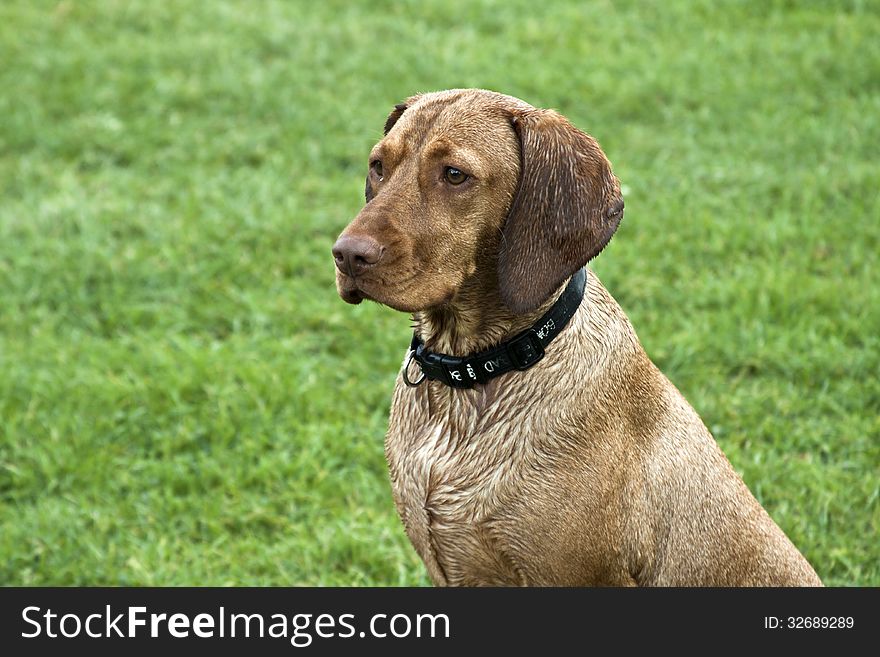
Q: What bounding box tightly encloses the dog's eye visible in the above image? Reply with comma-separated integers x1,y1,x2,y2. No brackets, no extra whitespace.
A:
371,160,383,179
444,167,468,185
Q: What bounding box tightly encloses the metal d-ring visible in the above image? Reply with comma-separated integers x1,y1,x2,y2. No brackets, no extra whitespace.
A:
402,350,426,387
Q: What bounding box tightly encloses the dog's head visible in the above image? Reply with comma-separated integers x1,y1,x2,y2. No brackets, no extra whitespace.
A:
333,89,624,314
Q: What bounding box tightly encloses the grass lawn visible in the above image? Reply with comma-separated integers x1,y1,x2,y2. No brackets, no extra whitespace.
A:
0,0,878,586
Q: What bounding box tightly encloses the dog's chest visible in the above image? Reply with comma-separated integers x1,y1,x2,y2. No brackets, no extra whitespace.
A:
385,384,532,585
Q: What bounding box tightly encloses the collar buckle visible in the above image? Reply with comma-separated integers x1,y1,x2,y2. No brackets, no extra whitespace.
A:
506,330,545,370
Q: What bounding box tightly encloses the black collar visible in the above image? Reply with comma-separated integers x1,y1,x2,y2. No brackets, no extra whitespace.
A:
404,268,587,389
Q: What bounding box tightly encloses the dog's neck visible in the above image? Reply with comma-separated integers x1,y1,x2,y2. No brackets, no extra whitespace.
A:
412,273,568,357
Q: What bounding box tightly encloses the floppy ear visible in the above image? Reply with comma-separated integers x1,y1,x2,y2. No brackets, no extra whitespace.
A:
498,109,624,314
365,102,411,203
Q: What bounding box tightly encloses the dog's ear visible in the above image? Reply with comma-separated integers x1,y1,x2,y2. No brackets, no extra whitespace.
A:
383,103,408,135
366,102,412,203
498,109,624,314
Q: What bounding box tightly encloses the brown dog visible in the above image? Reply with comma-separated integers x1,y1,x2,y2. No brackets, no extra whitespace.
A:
332,89,822,586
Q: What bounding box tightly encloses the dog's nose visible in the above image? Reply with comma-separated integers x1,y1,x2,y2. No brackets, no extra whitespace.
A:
332,235,384,277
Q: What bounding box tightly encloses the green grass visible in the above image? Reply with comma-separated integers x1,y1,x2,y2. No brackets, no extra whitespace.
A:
0,0,877,586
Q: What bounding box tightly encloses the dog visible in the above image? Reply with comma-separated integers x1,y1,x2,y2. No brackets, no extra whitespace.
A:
332,89,822,586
